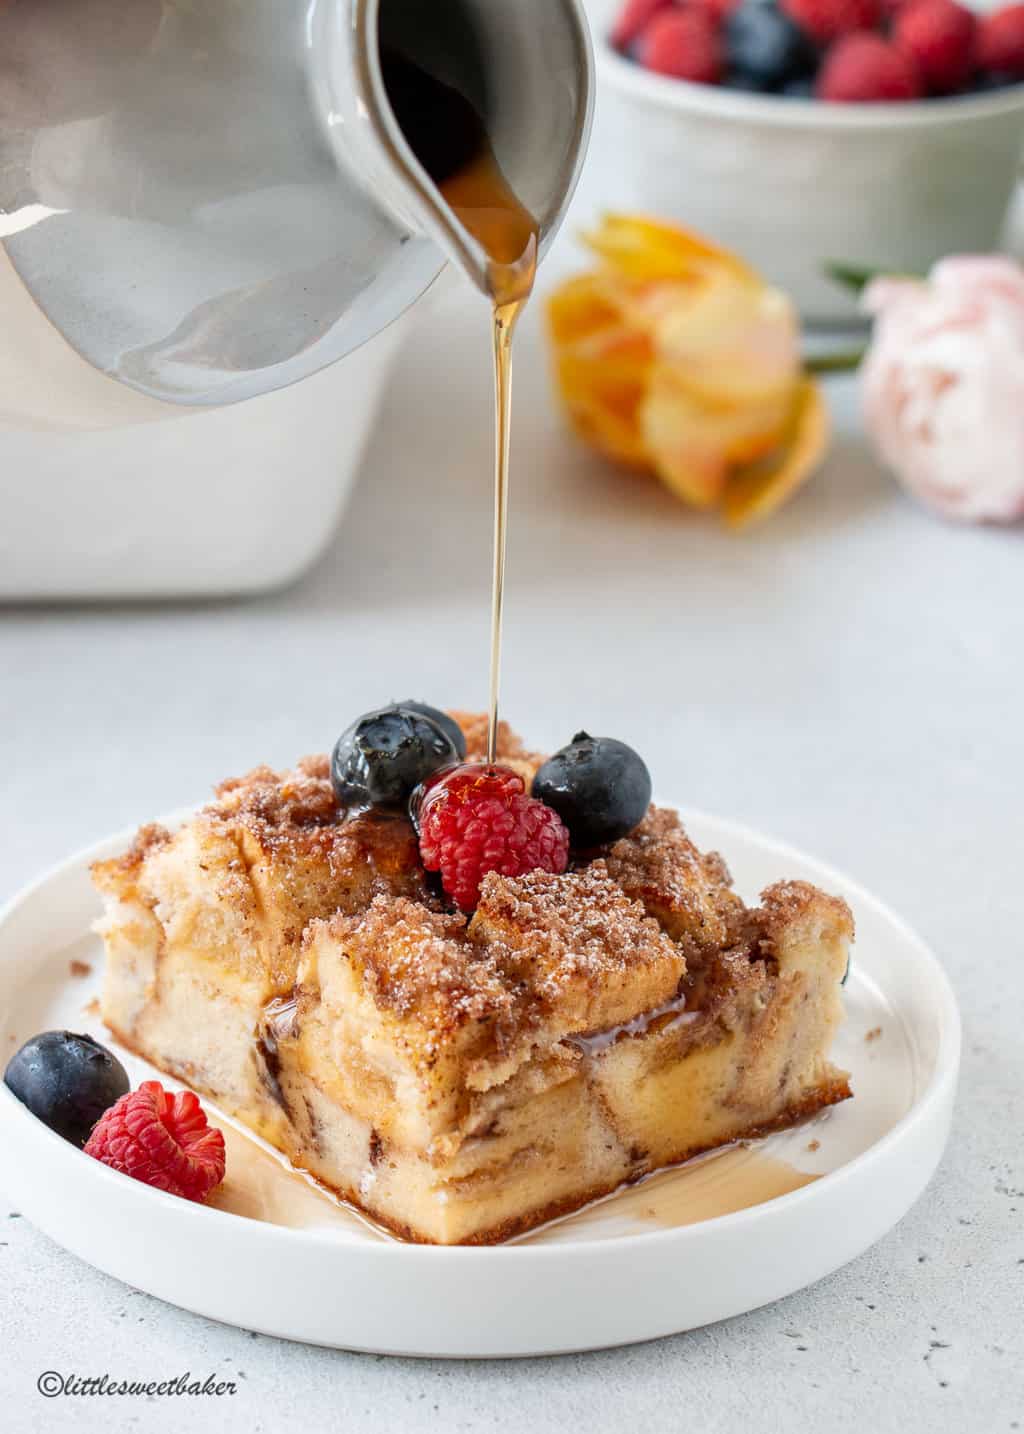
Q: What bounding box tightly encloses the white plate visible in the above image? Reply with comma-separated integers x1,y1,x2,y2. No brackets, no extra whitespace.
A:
0,809,960,1357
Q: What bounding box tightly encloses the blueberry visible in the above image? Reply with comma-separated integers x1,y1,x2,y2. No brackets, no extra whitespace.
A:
781,76,815,98
725,2,816,91
4,1031,129,1147
331,707,460,810
532,732,652,849
392,701,467,760
972,72,1021,92
724,70,774,92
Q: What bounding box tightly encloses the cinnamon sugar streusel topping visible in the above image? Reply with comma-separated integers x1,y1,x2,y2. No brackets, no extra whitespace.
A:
311,863,690,1055
603,807,716,899
91,822,172,892
755,881,855,945
318,897,522,1037
600,806,740,951
472,864,684,1001
212,760,340,842
204,760,426,895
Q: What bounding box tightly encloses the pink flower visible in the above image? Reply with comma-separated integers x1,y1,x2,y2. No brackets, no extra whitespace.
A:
861,257,1024,524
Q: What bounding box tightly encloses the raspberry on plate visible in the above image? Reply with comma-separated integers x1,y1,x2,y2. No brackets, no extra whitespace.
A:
894,0,977,92
781,0,882,46
84,1080,226,1203
977,3,1024,78
817,32,922,98
639,8,724,83
416,764,570,912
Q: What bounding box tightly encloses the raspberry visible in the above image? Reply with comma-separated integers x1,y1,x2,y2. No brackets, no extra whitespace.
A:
611,0,673,51
977,3,1024,78
780,0,882,46
84,1080,225,1202
417,765,570,911
639,9,724,83
691,0,742,25
817,32,922,99
893,0,977,92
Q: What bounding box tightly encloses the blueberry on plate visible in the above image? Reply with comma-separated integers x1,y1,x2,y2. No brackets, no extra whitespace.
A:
393,701,467,760
331,706,460,810
532,732,652,849
724,1,816,91
4,1030,130,1147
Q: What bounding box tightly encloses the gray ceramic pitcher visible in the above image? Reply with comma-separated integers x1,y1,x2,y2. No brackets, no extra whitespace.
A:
0,0,593,421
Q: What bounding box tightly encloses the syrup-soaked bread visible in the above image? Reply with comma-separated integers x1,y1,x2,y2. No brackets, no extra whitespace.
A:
93,714,852,1243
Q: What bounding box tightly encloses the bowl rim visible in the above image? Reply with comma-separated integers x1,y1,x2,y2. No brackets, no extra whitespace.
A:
595,13,1024,130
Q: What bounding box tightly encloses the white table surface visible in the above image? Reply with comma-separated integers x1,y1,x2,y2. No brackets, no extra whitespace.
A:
2,189,1023,1431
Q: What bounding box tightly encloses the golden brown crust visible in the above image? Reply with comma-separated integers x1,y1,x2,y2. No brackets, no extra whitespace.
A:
471,864,685,1030
306,864,688,1064
313,896,521,1042
209,762,340,851
599,805,743,954
92,823,172,895
755,880,855,947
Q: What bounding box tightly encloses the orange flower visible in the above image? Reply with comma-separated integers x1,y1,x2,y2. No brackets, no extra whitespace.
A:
547,215,830,527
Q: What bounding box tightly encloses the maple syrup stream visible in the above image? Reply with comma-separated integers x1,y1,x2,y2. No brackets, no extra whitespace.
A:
379,46,540,760
439,150,539,762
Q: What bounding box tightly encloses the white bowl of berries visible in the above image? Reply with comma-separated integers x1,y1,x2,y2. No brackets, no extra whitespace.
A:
589,0,1024,320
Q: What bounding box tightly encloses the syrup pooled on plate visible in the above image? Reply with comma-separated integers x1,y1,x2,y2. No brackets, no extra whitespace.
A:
204,1110,815,1244
380,42,539,761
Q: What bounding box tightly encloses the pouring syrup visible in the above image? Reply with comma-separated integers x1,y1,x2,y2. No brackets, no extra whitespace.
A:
381,47,540,761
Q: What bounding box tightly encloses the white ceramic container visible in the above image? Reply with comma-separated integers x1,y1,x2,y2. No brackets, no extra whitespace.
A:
0,318,403,601
586,0,1024,322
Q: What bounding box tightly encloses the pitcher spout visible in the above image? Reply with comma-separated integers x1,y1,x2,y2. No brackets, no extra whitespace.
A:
314,0,594,301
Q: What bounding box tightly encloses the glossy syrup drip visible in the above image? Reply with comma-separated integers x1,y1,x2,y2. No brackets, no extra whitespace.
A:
566,993,696,1058
439,149,538,762
379,42,539,762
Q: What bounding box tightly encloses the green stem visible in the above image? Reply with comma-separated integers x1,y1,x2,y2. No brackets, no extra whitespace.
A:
825,260,924,295
804,349,866,375
824,262,886,295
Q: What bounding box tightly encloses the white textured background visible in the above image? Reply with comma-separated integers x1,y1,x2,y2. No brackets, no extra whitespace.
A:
2,45,1023,1434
